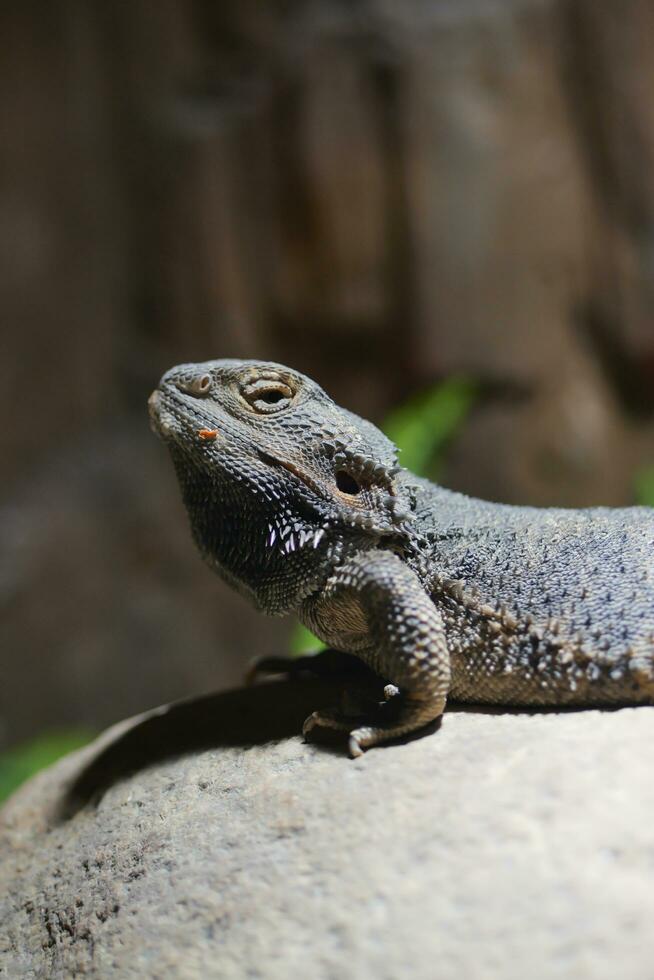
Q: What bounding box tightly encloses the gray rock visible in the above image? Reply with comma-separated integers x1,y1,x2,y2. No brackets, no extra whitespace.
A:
1,681,653,980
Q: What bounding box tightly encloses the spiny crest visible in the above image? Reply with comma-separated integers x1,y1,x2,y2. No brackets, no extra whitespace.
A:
317,425,413,528
322,438,401,489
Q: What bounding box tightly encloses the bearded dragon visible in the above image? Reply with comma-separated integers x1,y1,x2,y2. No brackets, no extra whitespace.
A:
149,359,654,755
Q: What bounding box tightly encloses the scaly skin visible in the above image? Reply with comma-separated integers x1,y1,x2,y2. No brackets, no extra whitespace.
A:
149,359,654,755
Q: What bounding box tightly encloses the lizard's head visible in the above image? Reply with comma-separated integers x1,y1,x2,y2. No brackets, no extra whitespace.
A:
149,358,415,613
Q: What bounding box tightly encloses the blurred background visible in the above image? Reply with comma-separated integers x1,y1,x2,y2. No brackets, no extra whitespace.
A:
2,1,654,785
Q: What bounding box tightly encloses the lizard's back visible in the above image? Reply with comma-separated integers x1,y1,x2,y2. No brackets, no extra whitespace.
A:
411,479,654,706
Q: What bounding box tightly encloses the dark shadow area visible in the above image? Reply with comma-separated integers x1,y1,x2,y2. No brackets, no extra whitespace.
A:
59,649,608,822
59,647,450,819
60,678,347,820
60,650,409,817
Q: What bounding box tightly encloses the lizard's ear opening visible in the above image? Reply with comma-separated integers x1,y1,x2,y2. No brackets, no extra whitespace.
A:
336,471,361,495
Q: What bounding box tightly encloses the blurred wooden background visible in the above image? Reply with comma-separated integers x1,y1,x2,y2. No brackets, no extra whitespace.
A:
2,0,653,748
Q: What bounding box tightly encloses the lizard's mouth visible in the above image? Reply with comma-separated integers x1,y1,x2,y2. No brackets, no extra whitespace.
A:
148,389,170,437
256,448,329,502
258,449,406,537
149,387,220,444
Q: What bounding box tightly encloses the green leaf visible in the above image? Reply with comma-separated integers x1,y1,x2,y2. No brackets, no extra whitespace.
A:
289,622,327,656
383,377,477,478
635,464,654,507
0,730,93,804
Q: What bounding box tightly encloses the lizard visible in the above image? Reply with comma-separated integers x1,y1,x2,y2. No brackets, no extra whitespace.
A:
148,358,654,756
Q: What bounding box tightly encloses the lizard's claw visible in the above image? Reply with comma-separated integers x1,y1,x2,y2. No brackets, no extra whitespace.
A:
347,726,386,757
304,696,444,756
302,715,388,757
302,709,355,737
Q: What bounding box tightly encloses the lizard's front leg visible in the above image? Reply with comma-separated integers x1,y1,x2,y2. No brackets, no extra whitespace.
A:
301,550,451,756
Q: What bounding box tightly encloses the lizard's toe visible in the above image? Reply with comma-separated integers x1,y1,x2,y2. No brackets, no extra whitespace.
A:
302,709,355,738
345,698,446,755
302,711,321,737
348,733,365,758
304,715,383,755
347,726,380,756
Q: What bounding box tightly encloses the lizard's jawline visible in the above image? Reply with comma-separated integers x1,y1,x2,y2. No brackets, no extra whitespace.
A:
262,451,400,537
158,386,403,537
260,451,334,504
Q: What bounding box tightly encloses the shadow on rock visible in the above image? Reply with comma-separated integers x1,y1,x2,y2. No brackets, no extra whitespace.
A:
60,678,347,820
59,659,577,821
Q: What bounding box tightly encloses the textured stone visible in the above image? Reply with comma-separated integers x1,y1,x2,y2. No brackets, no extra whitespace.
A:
1,682,653,979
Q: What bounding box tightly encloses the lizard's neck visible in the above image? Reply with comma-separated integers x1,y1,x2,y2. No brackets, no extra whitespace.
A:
171,451,357,615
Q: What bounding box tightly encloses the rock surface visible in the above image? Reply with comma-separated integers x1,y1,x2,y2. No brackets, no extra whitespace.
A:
1,681,654,980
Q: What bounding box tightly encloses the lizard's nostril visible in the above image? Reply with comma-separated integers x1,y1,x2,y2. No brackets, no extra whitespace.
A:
177,374,212,397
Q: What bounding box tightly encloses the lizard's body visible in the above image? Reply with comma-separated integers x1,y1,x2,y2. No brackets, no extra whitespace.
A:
150,359,654,754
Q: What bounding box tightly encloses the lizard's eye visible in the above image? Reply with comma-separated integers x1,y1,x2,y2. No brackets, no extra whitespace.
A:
242,378,294,414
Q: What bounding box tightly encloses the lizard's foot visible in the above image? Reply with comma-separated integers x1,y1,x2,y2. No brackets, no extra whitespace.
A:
301,682,379,737
347,697,444,756
303,694,444,756
302,709,356,737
